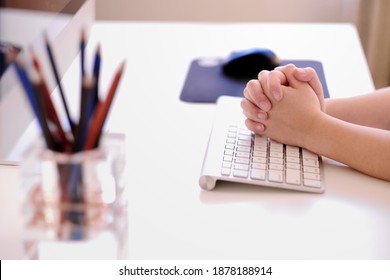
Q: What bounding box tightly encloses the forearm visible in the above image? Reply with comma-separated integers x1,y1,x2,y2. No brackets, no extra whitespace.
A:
306,114,390,181
325,87,390,130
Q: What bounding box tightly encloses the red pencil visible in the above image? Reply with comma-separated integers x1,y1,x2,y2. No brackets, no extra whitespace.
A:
30,49,72,151
84,61,126,150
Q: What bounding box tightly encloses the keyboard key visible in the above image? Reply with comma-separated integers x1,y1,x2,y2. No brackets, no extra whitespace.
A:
233,170,248,178
254,136,267,143
286,162,301,170
304,172,321,181
286,169,301,185
227,132,236,138
234,163,249,171
222,162,231,168
286,156,300,164
238,135,252,141
304,179,321,188
303,166,320,174
221,168,231,176
286,146,300,152
238,140,251,147
270,141,284,152
255,136,268,145
252,157,267,164
251,169,266,180
235,157,250,165
303,158,319,167
237,146,251,152
239,129,252,135
254,150,267,157
269,163,284,171
223,155,233,162
270,157,283,165
236,151,250,158
254,144,267,151
224,149,234,156
225,143,235,150
252,162,266,169
226,138,236,144
286,150,300,157
270,151,283,158
302,149,318,159
268,170,284,182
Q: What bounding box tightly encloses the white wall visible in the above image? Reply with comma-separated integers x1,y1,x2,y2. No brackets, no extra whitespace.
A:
96,0,360,24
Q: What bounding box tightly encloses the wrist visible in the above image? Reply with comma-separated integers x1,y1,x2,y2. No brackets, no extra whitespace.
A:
301,112,328,153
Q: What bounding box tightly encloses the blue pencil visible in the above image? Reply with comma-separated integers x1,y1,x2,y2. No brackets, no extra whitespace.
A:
91,44,101,116
80,29,86,78
13,60,55,150
13,60,40,117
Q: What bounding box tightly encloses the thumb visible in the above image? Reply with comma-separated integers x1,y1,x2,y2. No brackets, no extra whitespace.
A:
279,64,301,89
294,67,325,112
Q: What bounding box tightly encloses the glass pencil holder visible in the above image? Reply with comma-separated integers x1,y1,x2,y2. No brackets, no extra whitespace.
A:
20,133,128,259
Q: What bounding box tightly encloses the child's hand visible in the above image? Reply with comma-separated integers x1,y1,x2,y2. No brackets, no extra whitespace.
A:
241,64,325,135
257,70,323,148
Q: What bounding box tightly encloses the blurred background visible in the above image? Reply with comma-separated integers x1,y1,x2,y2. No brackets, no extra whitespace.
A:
95,0,390,88
2,0,388,88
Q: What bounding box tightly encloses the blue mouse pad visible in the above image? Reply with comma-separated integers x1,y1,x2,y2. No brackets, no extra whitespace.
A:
179,58,330,103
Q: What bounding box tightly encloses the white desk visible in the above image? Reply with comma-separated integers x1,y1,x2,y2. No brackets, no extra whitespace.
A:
2,22,390,260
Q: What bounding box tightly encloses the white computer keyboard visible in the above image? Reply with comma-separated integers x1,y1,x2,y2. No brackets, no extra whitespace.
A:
199,124,325,193
199,96,325,193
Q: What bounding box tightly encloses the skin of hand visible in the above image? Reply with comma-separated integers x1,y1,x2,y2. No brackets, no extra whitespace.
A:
242,64,390,131
242,64,325,135
242,64,325,119
241,66,390,181
248,69,323,148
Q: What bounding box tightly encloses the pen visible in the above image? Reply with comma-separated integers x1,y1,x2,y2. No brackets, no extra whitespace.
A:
84,61,125,150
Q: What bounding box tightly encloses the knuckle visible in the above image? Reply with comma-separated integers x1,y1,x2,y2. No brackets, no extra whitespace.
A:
258,70,269,79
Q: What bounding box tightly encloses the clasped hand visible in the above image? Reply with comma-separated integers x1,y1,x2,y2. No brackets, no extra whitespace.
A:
241,64,326,149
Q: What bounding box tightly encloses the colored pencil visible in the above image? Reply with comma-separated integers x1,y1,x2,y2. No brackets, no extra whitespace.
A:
15,32,124,154
13,60,55,150
31,76,58,151
13,59,40,118
80,29,86,78
74,77,94,152
30,49,72,151
44,33,76,137
84,61,125,150
90,44,101,117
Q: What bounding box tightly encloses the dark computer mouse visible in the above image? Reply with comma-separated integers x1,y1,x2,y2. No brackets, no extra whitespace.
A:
222,48,281,79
